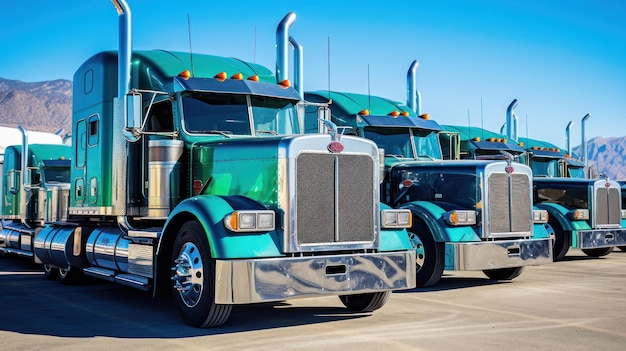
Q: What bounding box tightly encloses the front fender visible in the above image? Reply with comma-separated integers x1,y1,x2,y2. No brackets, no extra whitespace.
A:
159,195,282,259
398,201,479,243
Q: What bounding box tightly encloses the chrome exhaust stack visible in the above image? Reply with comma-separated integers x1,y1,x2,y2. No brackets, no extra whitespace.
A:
407,60,421,115
581,113,591,165
506,99,518,141
17,126,29,225
276,12,296,85
111,0,132,107
289,35,303,99
565,121,574,155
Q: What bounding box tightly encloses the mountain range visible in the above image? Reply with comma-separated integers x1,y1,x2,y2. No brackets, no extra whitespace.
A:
1,77,624,180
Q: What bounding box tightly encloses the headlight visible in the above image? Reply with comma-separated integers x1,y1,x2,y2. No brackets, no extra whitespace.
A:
381,209,412,228
568,209,589,221
443,210,477,226
224,210,275,232
533,210,549,223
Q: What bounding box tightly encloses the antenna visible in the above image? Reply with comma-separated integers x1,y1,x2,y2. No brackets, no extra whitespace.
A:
480,97,484,140
187,14,195,77
467,108,471,137
368,64,371,111
327,37,331,97
254,26,257,63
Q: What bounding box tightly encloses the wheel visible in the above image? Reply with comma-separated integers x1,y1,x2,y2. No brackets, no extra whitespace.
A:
582,247,614,257
171,221,232,328
410,220,445,287
339,291,390,312
43,264,59,280
58,266,84,285
483,267,524,280
548,217,570,261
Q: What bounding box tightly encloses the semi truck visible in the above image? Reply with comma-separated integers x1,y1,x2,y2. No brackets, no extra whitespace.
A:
0,1,415,327
0,126,66,231
303,61,553,288
444,102,626,260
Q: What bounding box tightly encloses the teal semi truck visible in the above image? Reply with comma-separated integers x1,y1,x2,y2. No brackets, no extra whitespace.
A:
0,2,415,327
445,108,626,260
303,62,552,288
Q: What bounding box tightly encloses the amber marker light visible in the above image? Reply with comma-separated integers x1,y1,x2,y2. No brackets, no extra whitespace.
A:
178,70,191,79
401,111,410,116
247,75,259,82
389,110,400,117
278,79,291,88
214,72,227,81
231,73,243,80
472,137,481,142
359,109,370,116
418,113,429,120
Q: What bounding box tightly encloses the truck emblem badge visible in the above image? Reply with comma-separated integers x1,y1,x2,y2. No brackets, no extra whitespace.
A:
605,182,611,188
320,119,344,153
505,165,514,173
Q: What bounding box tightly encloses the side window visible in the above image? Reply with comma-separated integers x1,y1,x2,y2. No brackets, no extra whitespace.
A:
147,101,174,132
88,115,99,146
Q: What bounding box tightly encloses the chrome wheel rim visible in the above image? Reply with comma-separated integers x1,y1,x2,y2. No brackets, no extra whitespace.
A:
172,242,204,308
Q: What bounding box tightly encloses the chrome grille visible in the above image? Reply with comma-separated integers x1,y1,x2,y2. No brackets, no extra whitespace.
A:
487,173,532,236
594,186,620,227
295,153,375,245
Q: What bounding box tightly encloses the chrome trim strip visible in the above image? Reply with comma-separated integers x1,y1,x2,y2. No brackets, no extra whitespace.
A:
214,251,416,304
448,238,552,271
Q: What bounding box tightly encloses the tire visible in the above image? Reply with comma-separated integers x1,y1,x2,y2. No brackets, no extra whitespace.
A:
43,264,59,280
171,221,232,328
483,267,524,280
339,291,390,312
410,220,445,288
58,266,84,285
549,217,570,261
582,247,614,257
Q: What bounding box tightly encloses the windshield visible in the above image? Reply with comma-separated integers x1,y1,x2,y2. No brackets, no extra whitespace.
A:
391,168,480,210
364,128,442,159
531,158,560,177
181,92,300,136
567,165,585,178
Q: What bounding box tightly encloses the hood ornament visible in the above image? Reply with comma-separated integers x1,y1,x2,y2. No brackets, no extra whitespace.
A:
320,119,344,153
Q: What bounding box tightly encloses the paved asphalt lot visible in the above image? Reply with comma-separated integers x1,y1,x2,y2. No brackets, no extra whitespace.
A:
1,249,625,351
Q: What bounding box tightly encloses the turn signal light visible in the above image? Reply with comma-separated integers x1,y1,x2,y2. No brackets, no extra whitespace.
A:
568,209,589,220
443,210,477,226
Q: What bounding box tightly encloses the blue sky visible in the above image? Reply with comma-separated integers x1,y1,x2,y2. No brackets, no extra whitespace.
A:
1,0,625,150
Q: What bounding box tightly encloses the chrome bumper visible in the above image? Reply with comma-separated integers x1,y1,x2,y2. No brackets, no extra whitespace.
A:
447,238,553,271
214,251,416,304
576,228,626,249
